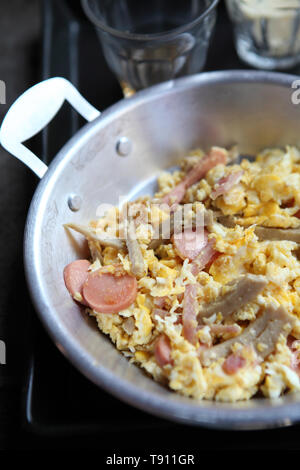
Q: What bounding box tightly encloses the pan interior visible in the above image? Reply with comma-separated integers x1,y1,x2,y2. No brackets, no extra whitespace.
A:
24,72,300,429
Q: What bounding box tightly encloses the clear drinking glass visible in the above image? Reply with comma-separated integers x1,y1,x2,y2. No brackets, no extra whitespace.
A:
82,0,219,96
226,0,300,70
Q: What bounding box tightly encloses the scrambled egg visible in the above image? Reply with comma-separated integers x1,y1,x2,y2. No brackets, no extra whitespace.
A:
87,146,300,402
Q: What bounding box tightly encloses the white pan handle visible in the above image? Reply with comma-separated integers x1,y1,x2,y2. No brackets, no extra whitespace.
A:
0,77,100,179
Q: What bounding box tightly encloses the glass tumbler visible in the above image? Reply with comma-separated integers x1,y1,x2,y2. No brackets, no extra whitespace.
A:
226,0,300,70
82,0,219,96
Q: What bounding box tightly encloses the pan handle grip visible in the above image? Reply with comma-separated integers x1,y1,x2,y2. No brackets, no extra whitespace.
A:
0,77,100,179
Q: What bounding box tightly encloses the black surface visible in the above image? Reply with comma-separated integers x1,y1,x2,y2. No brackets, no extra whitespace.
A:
2,0,300,451
0,0,41,450
24,0,171,438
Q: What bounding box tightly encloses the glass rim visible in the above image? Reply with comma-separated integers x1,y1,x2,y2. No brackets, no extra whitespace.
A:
81,0,219,41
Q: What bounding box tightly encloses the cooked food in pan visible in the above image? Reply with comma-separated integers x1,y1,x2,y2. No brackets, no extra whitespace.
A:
64,145,300,402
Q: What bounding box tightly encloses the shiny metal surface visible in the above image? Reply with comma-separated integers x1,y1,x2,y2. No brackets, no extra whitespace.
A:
24,71,300,429
67,194,82,212
116,136,132,157
0,77,100,178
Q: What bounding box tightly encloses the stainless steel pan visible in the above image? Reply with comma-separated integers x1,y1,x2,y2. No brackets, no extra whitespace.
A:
1,71,300,430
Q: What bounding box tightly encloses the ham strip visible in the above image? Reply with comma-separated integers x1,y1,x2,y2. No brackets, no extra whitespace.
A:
154,334,173,367
162,147,228,206
182,284,198,344
64,223,124,250
162,182,186,207
190,238,218,276
294,209,300,218
200,305,295,367
197,274,267,320
287,336,300,375
181,147,228,190
153,297,168,309
148,208,213,250
222,354,246,375
173,228,209,261
152,308,169,320
210,170,243,200
287,335,300,350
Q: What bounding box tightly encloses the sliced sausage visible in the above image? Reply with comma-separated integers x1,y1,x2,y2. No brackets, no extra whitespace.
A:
162,147,228,207
173,228,209,261
63,259,91,305
154,334,173,367
210,170,243,201
82,266,138,314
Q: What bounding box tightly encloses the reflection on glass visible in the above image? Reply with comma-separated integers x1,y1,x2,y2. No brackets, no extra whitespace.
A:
226,0,300,69
82,0,219,96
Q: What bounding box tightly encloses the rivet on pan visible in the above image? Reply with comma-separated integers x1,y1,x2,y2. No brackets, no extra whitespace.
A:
68,194,82,212
116,136,132,156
